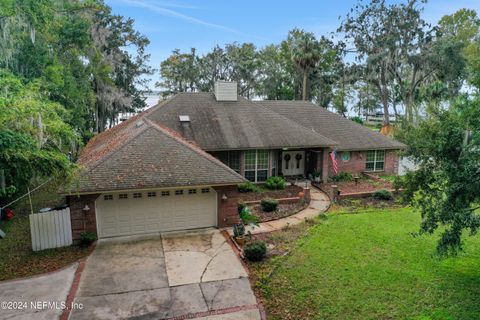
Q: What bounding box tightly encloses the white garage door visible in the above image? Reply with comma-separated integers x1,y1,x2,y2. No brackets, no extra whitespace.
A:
96,187,217,238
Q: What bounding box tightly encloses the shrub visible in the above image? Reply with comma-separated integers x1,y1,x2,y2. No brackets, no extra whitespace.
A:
265,176,286,190
238,201,246,213
372,189,393,201
239,206,258,225
80,231,97,246
351,116,364,124
393,171,425,204
244,240,267,261
331,172,354,182
238,181,259,193
261,198,279,212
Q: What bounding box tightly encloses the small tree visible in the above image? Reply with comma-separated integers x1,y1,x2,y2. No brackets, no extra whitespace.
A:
401,96,480,255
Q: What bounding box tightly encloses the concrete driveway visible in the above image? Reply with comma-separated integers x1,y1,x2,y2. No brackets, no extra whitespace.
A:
70,229,260,320
0,264,77,320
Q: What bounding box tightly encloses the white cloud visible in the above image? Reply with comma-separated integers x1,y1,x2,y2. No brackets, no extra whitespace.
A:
118,0,246,36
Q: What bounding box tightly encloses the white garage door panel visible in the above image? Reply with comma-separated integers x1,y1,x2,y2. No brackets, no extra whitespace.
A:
96,189,216,238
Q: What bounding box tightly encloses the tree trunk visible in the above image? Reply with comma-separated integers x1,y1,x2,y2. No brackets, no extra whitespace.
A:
380,68,390,126
302,70,308,101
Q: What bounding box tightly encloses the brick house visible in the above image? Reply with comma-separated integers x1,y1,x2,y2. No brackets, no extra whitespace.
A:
65,81,405,241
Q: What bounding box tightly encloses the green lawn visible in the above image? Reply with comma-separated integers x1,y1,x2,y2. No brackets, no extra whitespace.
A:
249,207,480,320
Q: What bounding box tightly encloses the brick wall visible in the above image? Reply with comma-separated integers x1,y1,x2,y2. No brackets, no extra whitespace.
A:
327,150,400,177
67,194,100,244
213,185,241,227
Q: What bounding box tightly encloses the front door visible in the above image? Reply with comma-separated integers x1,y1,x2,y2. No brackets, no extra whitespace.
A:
282,151,305,176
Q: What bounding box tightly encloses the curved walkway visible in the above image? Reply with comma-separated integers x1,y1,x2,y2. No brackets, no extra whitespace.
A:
231,187,330,235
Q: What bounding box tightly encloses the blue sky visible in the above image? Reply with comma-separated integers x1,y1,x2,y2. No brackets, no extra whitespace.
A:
106,0,480,89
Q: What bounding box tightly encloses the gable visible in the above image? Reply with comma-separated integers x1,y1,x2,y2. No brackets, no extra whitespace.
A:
70,123,245,194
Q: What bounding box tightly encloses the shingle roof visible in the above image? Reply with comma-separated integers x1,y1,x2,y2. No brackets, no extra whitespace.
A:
68,117,245,194
259,100,406,151
146,93,336,151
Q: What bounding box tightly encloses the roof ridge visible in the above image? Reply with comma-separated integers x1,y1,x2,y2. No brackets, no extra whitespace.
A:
249,98,338,147
142,93,182,118
143,118,246,181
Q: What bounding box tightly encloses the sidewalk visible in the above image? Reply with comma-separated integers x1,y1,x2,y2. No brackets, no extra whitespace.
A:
228,186,330,236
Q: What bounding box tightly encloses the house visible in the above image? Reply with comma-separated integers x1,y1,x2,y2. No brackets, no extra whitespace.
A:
66,81,404,242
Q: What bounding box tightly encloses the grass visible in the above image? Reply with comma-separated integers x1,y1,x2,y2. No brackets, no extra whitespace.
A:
0,182,91,281
379,174,397,182
248,207,480,320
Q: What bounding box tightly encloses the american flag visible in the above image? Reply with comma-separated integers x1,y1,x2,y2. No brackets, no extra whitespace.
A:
330,150,338,175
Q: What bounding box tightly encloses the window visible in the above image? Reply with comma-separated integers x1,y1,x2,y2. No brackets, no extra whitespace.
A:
341,151,351,162
147,192,156,197
119,193,128,199
244,150,269,182
188,189,197,194
161,191,170,196
214,151,240,173
201,188,210,193
365,150,385,171
175,190,184,195
133,192,142,198
104,195,113,200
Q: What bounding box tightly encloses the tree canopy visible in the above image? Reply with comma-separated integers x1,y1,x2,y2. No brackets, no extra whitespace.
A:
0,0,152,203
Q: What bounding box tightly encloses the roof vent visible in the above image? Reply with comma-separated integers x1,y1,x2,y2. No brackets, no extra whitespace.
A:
135,120,144,128
179,115,190,122
214,81,237,101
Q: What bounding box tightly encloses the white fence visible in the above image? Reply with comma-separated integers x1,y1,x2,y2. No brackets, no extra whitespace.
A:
398,156,418,176
29,208,72,251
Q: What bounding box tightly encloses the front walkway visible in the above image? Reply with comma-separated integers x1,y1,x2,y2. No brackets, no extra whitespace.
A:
229,186,330,235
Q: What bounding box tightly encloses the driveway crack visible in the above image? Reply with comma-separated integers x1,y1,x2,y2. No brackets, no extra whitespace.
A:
208,280,224,309
199,243,226,283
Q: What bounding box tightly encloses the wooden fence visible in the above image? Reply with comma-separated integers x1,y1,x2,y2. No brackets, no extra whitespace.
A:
29,208,73,251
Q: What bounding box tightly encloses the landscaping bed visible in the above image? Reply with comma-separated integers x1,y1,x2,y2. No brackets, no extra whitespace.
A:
247,206,480,320
237,185,303,202
319,174,394,197
249,201,308,223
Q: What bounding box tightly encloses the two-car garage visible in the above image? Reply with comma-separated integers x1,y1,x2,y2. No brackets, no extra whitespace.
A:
95,187,217,238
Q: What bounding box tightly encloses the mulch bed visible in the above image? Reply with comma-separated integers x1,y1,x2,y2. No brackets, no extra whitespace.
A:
320,177,393,195
238,185,303,202
250,201,308,223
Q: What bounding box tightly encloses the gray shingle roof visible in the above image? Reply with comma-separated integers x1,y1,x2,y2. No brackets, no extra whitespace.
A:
68,118,245,194
259,100,406,151
146,93,336,151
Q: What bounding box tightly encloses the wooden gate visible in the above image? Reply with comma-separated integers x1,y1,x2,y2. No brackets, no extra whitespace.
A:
29,208,72,251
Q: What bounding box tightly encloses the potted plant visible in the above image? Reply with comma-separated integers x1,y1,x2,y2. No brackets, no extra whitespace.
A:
233,206,258,246
313,171,321,183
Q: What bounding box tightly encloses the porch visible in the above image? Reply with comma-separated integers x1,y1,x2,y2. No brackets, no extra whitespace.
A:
210,148,330,183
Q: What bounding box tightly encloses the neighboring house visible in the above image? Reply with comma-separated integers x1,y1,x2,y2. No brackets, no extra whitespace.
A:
65,81,404,241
